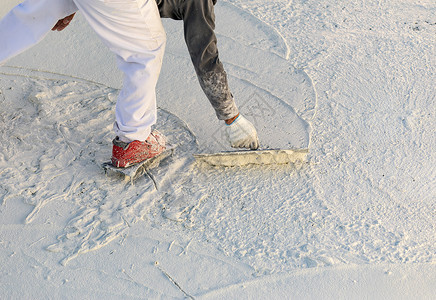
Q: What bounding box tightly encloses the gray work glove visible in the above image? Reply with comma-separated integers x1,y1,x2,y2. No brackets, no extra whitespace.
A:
225,115,259,150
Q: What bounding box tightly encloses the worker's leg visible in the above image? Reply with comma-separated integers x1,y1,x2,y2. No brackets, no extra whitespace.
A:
73,0,166,142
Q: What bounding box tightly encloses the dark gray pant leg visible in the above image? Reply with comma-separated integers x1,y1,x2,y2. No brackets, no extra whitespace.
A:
156,0,239,120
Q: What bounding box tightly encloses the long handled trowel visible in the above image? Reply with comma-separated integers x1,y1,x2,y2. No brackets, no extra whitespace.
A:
194,148,308,167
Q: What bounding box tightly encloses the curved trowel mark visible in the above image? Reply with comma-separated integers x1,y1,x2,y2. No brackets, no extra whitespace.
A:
217,1,291,60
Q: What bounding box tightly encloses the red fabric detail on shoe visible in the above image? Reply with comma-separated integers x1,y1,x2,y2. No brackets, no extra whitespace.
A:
111,130,166,168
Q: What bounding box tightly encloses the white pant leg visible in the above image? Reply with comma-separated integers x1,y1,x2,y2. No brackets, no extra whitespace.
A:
0,0,78,65
72,0,166,142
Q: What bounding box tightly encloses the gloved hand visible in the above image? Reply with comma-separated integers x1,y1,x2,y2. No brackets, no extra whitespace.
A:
225,114,259,150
